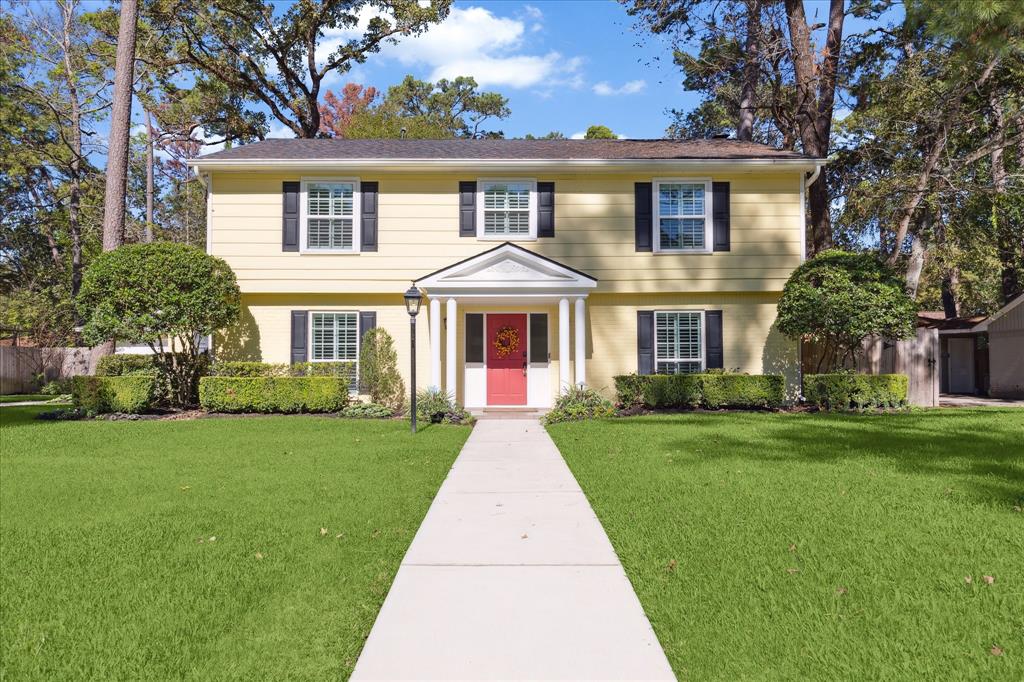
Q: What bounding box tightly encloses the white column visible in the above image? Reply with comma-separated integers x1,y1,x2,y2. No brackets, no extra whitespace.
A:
574,297,586,386
559,297,571,390
446,298,457,397
429,298,441,390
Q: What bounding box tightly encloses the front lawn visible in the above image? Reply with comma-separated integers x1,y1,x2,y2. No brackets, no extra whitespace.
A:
0,407,469,680
0,394,53,404
548,410,1024,680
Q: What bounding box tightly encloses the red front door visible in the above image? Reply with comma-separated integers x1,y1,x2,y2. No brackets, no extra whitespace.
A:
486,314,528,405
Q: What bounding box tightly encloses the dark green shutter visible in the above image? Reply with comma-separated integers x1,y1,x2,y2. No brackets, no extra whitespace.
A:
361,182,378,251
283,182,300,252
635,183,653,252
529,313,548,362
706,310,723,368
466,313,484,362
637,310,654,374
537,182,555,237
712,182,730,252
356,311,376,392
459,181,476,237
290,310,308,364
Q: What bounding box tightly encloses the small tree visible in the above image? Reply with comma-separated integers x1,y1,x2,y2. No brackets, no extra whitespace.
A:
584,125,617,139
79,242,240,406
358,328,405,411
777,250,917,371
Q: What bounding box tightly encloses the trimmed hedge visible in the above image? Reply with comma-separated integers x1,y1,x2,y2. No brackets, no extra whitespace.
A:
72,376,155,414
614,373,785,410
804,373,908,411
199,376,349,413
211,361,354,379
96,354,157,376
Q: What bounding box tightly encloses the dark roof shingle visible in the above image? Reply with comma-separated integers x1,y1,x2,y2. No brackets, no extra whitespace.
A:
196,138,814,161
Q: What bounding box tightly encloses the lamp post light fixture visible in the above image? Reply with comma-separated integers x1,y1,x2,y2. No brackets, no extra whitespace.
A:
404,284,423,433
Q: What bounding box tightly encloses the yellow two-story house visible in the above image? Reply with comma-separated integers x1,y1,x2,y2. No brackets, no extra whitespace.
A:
190,139,823,409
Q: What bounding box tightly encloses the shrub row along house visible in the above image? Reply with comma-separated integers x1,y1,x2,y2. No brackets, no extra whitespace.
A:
188,139,825,409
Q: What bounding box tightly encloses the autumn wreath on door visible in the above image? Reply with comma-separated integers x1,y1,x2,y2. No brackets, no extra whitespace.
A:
493,325,520,358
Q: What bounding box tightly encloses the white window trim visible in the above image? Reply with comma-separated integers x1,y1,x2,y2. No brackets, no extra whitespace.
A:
300,177,361,254
308,310,360,362
476,178,538,241
652,177,713,254
654,309,707,373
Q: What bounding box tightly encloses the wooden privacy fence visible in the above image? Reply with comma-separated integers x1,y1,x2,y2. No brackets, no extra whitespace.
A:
0,347,91,394
801,327,940,407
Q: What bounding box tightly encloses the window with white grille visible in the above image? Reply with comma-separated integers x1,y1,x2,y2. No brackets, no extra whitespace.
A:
655,311,704,374
301,180,359,252
478,180,536,238
654,180,711,252
311,312,358,363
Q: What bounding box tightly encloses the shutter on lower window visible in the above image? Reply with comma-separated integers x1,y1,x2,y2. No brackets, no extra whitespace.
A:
712,182,730,252
358,311,376,340
290,310,308,364
706,310,724,368
466,313,484,362
635,183,653,252
537,182,555,238
459,181,476,237
529,314,548,362
361,182,378,252
637,310,654,375
283,181,300,252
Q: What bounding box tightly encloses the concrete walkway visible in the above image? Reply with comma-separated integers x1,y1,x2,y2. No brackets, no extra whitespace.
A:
351,418,675,681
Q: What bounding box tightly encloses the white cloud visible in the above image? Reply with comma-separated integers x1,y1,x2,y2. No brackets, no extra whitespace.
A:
523,5,543,20
592,79,646,96
570,130,586,140
266,122,296,139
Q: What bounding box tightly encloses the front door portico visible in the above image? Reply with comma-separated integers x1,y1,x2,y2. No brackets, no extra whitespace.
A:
486,313,528,405
415,242,598,409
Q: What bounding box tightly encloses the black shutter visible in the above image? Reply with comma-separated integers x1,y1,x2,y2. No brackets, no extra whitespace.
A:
537,182,555,238
635,182,653,252
290,310,308,364
529,313,548,363
359,311,376,341
283,181,300,252
466,313,484,362
637,310,654,375
712,182,730,252
459,181,476,237
361,182,378,252
706,310,724,369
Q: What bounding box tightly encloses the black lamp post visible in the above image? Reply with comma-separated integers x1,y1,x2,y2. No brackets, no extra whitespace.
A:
404,284,423,433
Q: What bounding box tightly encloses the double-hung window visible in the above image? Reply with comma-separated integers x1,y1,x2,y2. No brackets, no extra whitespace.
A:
478,179,536,239
310,312,359,392
655,311,704,374
654,179,712,252
301,179,360,252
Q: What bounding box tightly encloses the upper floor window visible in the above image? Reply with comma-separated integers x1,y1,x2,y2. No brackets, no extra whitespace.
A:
478,179,536,239
654,179,712,252
655,311,704,374
301,179,360,253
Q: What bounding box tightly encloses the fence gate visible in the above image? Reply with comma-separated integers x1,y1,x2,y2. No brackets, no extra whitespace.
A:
860,327,939,407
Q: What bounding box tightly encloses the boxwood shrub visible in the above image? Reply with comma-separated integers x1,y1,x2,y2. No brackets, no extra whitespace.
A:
211,361,354,379
71,376,155,414
199,376,349,413
614,373,784,410
804,373,908,411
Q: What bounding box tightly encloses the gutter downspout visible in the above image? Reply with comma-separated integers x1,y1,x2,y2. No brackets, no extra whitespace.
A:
804,163,822,188
796,163,823,404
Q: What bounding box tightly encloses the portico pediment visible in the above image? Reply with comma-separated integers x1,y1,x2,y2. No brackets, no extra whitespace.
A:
414,242,597,295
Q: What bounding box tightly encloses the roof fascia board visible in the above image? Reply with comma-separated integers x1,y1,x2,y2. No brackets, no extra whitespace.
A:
187,158,825,173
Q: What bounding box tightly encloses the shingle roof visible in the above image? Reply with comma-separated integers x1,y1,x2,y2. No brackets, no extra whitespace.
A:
197,138,814,161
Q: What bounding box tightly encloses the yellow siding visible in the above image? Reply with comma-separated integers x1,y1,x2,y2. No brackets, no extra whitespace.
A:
209,170,803,294
217,292,798,403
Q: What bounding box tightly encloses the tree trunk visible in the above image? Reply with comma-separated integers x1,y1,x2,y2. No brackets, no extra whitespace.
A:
737,0,761,142
100,0,138,251
941,270,960,318
57,1,84,301
905,231,927,299
990,92,1022,303
144,108,154,242
784,0,844,256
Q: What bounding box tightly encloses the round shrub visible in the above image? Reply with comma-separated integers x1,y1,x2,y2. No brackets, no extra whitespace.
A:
777,250,917,370
543,386,615,425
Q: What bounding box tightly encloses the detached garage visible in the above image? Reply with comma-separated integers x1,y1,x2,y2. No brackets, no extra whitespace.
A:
973,295,1024,399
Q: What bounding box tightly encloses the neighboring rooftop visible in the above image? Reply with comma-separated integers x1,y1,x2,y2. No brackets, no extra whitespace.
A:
917,311,988,331
195,138,816,162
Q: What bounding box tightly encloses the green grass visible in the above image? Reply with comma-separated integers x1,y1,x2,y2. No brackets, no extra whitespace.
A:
548,410,1024,680
0,394,54,403
0,407,469,680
